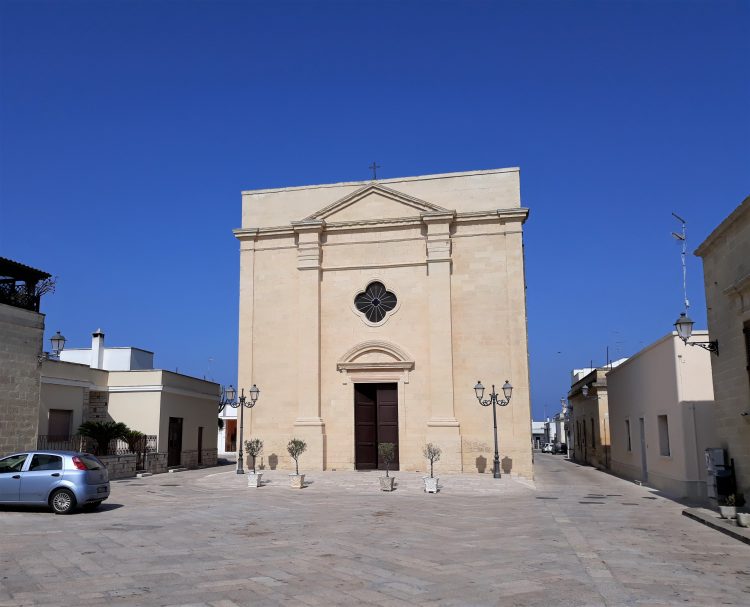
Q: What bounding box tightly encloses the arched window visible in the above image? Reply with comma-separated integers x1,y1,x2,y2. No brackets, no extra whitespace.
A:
354,281,397,324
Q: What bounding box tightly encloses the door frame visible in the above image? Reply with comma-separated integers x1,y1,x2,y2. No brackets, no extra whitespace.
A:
167,417,183,467
337,340,414,471
353,382,399,471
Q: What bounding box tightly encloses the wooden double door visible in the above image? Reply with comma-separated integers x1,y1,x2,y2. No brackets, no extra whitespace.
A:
354,383,399,470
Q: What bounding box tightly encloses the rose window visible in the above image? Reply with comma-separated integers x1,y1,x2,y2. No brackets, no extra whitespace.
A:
354,282,397,324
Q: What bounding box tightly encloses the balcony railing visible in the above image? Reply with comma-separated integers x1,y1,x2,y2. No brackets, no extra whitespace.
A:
0,282,41,312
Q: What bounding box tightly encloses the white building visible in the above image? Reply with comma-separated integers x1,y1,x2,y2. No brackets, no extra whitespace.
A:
607,332,715,500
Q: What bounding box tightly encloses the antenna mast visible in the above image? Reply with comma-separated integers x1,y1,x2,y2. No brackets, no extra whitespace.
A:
671,212,689,313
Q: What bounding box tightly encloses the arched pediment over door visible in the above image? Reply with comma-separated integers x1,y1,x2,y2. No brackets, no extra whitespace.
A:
336,340,414,384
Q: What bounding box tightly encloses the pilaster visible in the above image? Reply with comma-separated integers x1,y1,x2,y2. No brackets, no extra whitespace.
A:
423,212,461,471
292,220,326,469
237,235,256,407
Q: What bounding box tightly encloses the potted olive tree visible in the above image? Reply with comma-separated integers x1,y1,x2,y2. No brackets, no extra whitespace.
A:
378,442,396,491
287,438,307,488
245,438,263,487
422,443,441,493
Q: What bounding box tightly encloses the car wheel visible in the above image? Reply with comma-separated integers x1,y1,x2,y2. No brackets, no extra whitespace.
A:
82,501,102,511
50,489,76,514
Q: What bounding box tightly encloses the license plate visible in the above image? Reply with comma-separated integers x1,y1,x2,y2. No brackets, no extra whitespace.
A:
97,486,108,494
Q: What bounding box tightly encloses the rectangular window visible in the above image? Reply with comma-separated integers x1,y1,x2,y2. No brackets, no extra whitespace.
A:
29,454,62,471
48,409,72,440
658,415,670,456
625,419,632,451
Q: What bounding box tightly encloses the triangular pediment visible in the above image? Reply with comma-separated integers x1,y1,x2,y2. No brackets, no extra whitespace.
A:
303,184,449,223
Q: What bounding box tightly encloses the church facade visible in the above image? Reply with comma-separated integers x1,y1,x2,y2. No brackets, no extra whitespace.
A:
234,168,532,477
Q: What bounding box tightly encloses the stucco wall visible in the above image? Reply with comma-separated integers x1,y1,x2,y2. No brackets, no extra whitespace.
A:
607,333,716,499
0,303,44,455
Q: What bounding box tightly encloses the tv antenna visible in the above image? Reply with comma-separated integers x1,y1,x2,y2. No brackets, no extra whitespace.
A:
671,212,689,313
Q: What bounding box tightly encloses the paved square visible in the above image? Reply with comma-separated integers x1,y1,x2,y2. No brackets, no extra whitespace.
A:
1,455,749,606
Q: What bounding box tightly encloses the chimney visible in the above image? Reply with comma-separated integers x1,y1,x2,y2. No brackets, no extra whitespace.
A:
91,328,105,369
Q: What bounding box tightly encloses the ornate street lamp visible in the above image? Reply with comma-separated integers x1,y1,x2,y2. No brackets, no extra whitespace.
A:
474,379,513,478
217,384,237,413
50,331,66,359
223,385,260,474
673,312,719,355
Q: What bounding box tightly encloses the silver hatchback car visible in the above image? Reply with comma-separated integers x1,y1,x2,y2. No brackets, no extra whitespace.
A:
0,451,110,514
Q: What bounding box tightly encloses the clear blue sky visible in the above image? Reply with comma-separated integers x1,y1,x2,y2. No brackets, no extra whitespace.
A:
1,1,747,421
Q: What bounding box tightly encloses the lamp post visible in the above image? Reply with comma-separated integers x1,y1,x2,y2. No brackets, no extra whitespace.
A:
219,384,260,474
673,312,719,355
474,380,513,478
50,331,66,359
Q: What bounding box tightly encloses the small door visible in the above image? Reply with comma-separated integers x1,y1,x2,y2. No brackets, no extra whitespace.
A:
197,427,203,465
168,417,183,467
376,385,399,470
639,417,648,482
354,383,399,471
225,419,237,452
354,385,378,469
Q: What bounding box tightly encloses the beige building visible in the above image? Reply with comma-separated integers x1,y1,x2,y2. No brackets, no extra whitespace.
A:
607,333,716,500
235,168,533,477
39,330,220,469
568,368,611,469
0,257,50,456
696,194,750,498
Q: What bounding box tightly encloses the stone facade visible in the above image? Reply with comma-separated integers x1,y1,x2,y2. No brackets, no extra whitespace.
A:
180,448,218,469
84,390,108,422
235,168,533,477
144,452,168,474
695,195,750,498
0,303,44,455
569,369,611,469
99,454,137,480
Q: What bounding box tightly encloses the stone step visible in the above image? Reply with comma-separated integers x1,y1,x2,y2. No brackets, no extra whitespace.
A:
136,472,153,478
168,467,188,473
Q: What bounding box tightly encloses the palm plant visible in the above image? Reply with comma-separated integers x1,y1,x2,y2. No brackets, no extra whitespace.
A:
123,430,145,454
77,421,130,456
244,438,263,474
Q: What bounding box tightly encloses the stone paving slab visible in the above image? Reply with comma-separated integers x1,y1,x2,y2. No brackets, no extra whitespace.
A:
1,455,749,606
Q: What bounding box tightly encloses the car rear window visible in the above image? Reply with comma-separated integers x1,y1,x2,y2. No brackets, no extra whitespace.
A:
79,455,103,470
29,454,62,471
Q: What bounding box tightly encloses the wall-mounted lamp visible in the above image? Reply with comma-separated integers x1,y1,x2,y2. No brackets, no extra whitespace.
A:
674,313,719,355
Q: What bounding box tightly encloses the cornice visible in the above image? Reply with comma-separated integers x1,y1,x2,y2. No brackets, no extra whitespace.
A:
235,207,528,238
241,166,520,195
695,195,750,257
